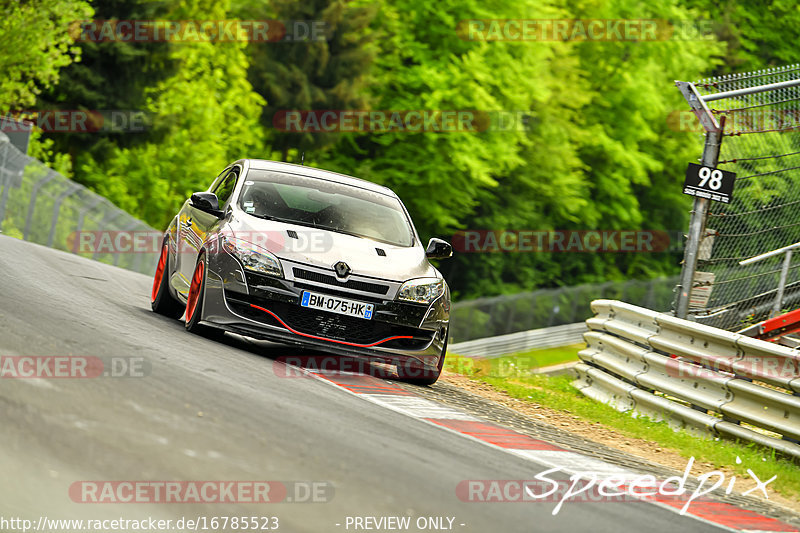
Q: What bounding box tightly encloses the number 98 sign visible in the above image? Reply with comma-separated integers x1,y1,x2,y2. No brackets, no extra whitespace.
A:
683,163,736,203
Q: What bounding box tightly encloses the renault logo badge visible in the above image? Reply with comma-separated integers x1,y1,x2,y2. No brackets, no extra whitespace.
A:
334,261,351,278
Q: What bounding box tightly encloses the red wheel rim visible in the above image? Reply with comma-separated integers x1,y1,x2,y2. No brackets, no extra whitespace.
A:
151,244,168,303
186,261,204,322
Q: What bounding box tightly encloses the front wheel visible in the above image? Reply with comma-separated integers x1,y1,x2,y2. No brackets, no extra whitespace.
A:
185,253,224,340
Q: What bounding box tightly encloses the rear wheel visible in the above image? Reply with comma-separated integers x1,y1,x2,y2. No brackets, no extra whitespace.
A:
151,241,184,319
185,253,225,339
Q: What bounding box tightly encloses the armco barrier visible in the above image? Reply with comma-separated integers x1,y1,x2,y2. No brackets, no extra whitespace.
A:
449,322,586,358
575,299,800,459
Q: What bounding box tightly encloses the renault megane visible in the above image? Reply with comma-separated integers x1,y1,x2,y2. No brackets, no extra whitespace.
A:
150,159,452,384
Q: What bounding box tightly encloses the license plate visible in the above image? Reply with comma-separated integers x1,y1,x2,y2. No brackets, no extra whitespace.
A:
300,291,373,320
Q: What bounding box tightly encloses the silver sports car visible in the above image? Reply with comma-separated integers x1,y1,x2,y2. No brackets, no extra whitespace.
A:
150,159,452,384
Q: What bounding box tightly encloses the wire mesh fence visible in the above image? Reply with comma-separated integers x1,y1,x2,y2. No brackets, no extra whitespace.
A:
0,133,159,275
450,276,678,343
682,65,800,330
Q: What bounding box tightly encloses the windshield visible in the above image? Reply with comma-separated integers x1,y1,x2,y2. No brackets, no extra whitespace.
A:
238,170,415,247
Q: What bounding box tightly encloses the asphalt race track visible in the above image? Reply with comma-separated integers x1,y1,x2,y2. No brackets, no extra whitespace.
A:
0,235,787,533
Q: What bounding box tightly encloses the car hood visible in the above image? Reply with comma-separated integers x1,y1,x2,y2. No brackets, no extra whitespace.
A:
226,214,438,282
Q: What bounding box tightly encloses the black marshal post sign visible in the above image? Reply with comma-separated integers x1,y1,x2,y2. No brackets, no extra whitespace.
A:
683,162,736,203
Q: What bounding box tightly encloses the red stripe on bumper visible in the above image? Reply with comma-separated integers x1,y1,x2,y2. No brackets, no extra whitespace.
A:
249,304,414,348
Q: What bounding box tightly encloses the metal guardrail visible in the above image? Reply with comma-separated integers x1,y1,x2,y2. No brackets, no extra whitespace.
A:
575,299,800,459
450,276,679,342
449,322,586,359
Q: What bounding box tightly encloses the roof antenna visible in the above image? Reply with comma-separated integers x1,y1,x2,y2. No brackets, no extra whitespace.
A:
300,151,305,165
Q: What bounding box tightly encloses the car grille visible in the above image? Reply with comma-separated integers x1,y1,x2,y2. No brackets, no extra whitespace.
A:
292,267,389,295
227,295,431,347
280,305,384,343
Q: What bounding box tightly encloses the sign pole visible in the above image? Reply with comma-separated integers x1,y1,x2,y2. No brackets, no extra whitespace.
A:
675,119,725,319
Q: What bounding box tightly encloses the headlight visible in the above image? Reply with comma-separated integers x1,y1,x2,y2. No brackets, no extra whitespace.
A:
221,236,283,278
396,277,444,304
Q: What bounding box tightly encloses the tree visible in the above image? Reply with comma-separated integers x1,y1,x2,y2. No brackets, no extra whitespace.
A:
37,0,178,166
244,0,378,161
76,0,266,229
0,0,93,110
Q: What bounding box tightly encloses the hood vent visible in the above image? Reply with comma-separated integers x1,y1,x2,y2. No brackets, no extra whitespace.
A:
286,230,299,239
375,247,386,256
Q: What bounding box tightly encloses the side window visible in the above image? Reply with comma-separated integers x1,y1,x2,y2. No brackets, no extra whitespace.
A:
213,169,239,207
208,168,228,191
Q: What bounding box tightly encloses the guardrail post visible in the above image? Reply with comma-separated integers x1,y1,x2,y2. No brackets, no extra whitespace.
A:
675,82,725,319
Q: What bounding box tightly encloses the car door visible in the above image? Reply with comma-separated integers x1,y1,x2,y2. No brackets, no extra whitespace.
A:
176,167,239,291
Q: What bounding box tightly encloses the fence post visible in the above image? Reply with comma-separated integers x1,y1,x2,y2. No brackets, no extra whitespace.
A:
47,183,81,247
23,170,57,240
674,82,725,319
773,250,793,316
0,142,8,231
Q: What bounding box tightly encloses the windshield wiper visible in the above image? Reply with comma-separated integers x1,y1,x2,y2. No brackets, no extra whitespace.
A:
247,213,293,224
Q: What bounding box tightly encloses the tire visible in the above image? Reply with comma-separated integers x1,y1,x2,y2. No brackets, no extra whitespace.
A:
151,240,184,319
403,331,448,386
185,252,225,339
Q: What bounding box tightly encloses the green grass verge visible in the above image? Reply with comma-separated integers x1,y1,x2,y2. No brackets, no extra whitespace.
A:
444,350,800,500
447,344,583,376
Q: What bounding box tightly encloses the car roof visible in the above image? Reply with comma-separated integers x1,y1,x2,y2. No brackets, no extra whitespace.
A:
240,159,398,197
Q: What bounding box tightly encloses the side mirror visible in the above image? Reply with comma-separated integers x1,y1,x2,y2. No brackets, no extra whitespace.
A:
190,192,224,218
425,238,453,260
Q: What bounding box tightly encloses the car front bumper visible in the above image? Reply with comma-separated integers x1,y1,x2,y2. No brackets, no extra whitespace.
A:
198,246,449,372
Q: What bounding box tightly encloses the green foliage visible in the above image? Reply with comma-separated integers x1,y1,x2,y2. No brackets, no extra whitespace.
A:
0,0,93,110
27,129,75,179
38,0,178,162
244,0,378,161
15,0,795,298
75,0,266,229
